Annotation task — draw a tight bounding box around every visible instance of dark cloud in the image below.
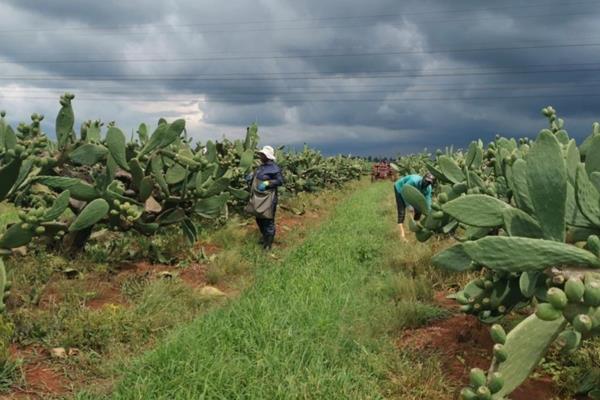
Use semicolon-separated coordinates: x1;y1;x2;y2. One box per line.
1;0;599;156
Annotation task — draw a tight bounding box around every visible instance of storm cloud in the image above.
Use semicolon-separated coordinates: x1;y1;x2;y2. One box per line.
1;0;599;156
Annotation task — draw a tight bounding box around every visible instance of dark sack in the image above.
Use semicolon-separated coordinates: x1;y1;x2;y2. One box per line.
245;174;276;219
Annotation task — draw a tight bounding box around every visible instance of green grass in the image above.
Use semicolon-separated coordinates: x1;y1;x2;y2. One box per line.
0;202;18;234
109;182;453;399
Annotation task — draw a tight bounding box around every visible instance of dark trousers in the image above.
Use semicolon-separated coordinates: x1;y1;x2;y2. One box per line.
256;217;276;238
394;187;421;223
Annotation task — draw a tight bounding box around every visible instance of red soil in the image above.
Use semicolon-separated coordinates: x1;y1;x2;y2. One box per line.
3;201;330;399
397;291;566;399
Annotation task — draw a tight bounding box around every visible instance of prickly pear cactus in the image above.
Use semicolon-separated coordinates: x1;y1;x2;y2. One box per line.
0;94;366;259
402;108;600;399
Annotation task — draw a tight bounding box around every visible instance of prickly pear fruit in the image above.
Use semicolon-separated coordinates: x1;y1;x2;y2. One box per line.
586;235;600;257
573;314;593;333
494;345;508;363
547;287;568;310
557;330;581;354
460;387;477;400
565;277;585;302
490;324;507;344
488;372;504;394
536;303;562;321
584;276;600;307
469;368;486;388
476;385;492;400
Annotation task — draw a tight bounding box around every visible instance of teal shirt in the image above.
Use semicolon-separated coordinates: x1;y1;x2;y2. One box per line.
394;174;432;210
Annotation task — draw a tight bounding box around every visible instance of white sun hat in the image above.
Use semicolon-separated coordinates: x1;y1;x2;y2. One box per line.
258;145;276;161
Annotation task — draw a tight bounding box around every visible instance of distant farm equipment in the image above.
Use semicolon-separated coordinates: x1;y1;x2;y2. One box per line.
370;161;397;182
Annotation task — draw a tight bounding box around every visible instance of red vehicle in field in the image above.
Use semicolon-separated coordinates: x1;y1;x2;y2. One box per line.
370;161;397;182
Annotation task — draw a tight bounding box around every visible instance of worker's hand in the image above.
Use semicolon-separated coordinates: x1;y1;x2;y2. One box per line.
257;180;270;192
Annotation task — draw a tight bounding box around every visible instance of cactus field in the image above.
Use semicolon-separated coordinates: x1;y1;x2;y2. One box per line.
1;97;600;399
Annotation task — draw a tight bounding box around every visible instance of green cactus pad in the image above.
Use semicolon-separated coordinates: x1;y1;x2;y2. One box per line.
0;258;6;312
239;149;255;171
56;99;74;148
35;176;100;202
465;142;482;170
129;159;144;189
576;164;600;228
591;172;600;193
425;161;448;183
42;190;71;221
526;130;567;242
86;122;102;143
134;221;159;235
407;215;420;233
438;155;465;183
156;208;186;225
138;177;155;202
68;198;109;232
462;236;600;272
492;315;566;399
566;140;580;185
106;127;129;171
181;218;198;245
585;136;600;175
69;143;107;166
502;208;543;238
4;125;17;150
519;271;543;298
163;119;185;147
137;123;148;144
202;177;230;198
415;228;433;242
165;162;188;185
244;123;259;151
431;243;472;272
228;187;249;200
0;158;22;201
205;141;218;163
150;156;169;195
401;184;428;215
510;159;534;214
442;195;510;228
0;223;34;249
139;123;167;157
194;193;230;219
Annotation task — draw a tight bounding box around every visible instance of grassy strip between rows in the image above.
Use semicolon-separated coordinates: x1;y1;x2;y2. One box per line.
97;182;448;399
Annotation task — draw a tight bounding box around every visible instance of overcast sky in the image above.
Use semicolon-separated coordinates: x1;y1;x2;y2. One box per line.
0;0;599;156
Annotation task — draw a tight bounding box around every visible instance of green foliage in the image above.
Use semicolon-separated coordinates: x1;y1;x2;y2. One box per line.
405;106;600;399
0;94;366;259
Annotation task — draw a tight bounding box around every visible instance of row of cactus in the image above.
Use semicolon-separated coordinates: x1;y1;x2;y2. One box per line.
391;151;432;176
0;95;366;311
398;107;600;398
275;145;364;194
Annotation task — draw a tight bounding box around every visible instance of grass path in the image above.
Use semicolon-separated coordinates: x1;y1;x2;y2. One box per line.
107;182;450;399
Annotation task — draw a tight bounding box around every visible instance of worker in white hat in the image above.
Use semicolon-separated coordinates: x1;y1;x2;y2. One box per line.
246;145;284;250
